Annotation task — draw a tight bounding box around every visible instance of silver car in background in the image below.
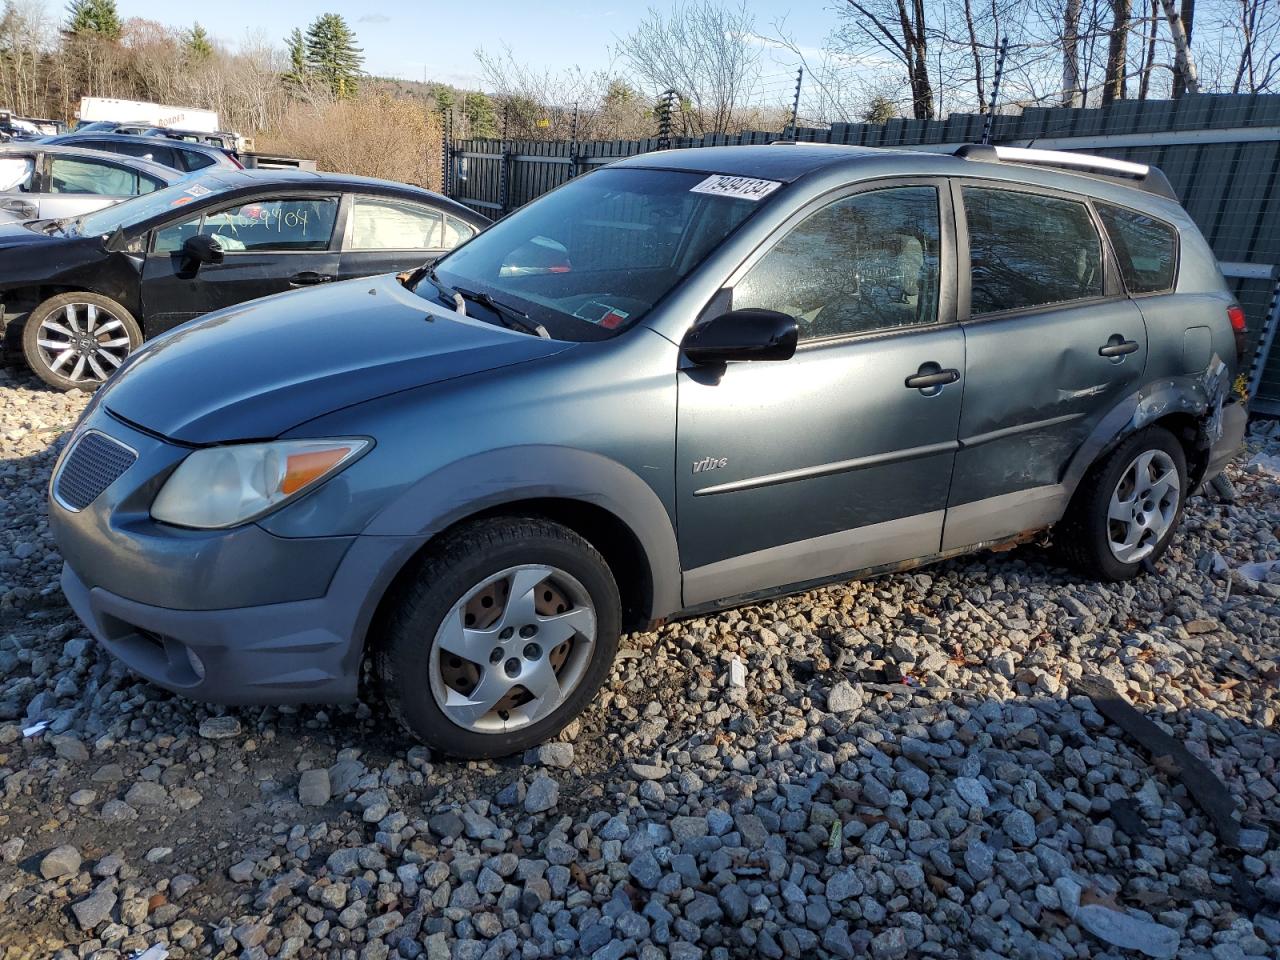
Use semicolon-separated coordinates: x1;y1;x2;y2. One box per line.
0;143;180;223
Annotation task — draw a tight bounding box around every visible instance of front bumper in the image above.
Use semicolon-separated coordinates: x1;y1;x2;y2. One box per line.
1203;396;1248;483
51;409;426;705
60;530;424;705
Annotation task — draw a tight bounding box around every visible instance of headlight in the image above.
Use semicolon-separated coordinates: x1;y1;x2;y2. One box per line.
151;438;369;529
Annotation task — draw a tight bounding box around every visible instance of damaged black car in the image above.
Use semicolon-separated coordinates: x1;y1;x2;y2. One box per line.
0;168;489;390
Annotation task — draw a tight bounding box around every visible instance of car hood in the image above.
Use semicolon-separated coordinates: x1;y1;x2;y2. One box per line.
103;274;575;444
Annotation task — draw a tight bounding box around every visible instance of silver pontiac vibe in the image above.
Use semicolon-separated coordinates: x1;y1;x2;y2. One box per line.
50;143;1247;757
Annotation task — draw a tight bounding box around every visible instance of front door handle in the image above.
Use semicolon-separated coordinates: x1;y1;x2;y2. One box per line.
1099;334;1140;359
289;271;334;286
0;198;36;219
905;362;960;393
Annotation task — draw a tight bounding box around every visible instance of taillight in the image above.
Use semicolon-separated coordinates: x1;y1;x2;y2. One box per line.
1228;304;1247;366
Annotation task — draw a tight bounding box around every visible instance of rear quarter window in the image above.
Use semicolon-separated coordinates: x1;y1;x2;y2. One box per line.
1096;203;1178;294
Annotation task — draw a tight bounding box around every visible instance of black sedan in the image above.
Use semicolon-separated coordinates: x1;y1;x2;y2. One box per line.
0;169;490;389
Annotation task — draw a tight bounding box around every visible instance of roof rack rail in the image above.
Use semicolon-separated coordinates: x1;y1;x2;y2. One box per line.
954;143;1178;201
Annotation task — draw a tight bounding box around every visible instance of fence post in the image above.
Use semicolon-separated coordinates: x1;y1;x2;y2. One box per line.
1247;274;1280;400
440;109;453;197
786;68;803;140
980;36;1009;145
657;89;676;150
569;101;580;179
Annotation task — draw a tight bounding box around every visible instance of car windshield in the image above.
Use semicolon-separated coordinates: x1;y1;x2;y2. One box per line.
73;175;223;236
418;168;767;340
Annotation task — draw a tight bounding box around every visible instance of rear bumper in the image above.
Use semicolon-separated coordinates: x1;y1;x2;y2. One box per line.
1203;397;1248;483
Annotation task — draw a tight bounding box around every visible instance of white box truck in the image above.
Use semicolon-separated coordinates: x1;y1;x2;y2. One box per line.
77;97;220;134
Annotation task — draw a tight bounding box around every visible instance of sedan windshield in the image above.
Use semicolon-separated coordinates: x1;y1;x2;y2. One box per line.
74;175;227;236
419;168;766;340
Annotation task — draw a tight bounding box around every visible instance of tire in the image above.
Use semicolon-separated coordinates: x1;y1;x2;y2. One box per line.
22;292;142;392
1056;426;1188;581
374;517;621;758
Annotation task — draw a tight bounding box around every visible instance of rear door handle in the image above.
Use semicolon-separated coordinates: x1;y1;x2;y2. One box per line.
905;363;960;391
289;272;334;286
1099;335;1139;358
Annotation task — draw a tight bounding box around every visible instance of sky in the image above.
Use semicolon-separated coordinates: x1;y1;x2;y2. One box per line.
116;0;840;90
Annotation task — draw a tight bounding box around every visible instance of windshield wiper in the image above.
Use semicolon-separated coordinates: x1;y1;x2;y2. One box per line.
454;286;550;339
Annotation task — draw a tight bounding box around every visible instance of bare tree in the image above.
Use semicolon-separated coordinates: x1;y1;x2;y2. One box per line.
1170;0;1196;94
1101;0;1133;103
835;0;936;119
614;1;759;134
1062;0;1084;104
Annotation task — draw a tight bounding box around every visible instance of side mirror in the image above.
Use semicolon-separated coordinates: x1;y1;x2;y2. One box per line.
182;233;224;267
682;308;798;365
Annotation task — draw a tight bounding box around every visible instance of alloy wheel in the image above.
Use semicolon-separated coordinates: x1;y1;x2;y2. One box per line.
1106;449;1180;564
428;564;596;733
34;302;132;385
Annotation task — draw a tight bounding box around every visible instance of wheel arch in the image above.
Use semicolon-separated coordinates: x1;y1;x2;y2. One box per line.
1061;376;1221;501
354;446;682;674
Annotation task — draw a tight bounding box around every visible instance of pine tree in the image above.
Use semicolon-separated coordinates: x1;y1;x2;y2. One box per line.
184;22;213;59
64;0;120;41
463;91;495;138
303;13;363;99
282;28;307;88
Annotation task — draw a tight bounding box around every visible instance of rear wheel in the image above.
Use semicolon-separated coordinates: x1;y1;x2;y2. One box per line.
22;292;141;391
375;517;621;758
1056;426;1187;581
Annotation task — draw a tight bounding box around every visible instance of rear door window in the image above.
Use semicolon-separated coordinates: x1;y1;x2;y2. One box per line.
963;187;1103;316
349;197;443;250
1096;203;1178;294
49;156;158;196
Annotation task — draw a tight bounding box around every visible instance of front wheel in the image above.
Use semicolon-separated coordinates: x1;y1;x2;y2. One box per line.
375;517;621;758
22;292;142;391
1056;426;1187;581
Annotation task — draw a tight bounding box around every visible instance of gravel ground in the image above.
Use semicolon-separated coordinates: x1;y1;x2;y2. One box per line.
0;365;1278;960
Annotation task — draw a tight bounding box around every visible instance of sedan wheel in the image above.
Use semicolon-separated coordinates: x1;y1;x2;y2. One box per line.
22;293;142;392
429;564;596;733
1106;449;1180;564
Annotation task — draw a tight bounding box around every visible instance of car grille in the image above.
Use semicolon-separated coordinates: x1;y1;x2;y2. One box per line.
55;431;136;511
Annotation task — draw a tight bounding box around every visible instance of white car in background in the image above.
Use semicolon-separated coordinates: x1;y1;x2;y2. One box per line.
0;143;181;224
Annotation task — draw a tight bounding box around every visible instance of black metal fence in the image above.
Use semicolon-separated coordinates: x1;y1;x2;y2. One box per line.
445;94;1280;412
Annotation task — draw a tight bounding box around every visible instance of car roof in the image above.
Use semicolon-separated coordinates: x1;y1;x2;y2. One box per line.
180;168;491;225
614;142;1183;215
46;131;228;158
0;141;182;181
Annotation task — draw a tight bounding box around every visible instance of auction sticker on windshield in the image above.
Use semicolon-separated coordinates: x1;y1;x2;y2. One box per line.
690;174;782;201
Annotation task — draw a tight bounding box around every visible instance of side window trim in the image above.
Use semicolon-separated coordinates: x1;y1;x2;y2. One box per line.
950;178;1124;323
710;176;958;348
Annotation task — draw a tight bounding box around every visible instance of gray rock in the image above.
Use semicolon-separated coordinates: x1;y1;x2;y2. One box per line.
524;774;559;814
198;715;241;740
534;742;574;768
39;844;81;880
1076;904;1180;959
1003;809;1038;846
71;887;116;930
124;780;167;808
298;768;331;807
953;776;989;809
629;851;662;890
827;680;862;713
